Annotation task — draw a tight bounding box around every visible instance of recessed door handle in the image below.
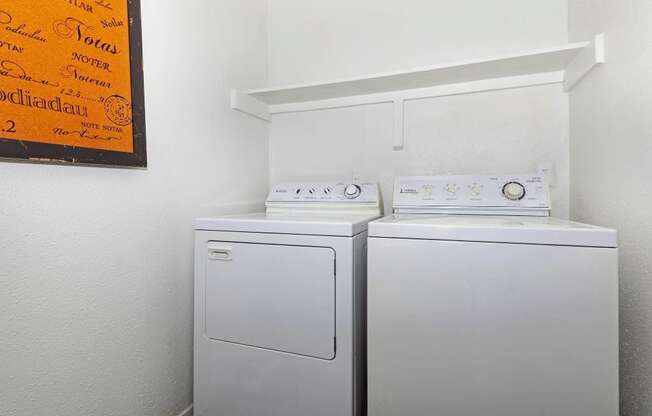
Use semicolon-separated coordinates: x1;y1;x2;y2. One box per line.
208;246;233;261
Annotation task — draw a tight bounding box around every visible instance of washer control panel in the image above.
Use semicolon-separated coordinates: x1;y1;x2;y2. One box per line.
267;182;379;203
394;175;550;215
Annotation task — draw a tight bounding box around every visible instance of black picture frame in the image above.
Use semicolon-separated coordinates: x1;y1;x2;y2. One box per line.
0;0;147;168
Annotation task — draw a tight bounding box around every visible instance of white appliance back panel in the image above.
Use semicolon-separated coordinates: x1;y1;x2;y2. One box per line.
205;241;336;360
394;175;550;215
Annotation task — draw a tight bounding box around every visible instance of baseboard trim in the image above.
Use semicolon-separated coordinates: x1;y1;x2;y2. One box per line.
178;404;193;416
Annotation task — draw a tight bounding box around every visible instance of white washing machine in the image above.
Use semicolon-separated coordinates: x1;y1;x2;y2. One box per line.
194;182;381;416
367;175;618;416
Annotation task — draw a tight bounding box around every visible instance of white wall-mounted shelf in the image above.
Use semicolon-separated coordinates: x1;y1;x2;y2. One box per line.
232;34;605;149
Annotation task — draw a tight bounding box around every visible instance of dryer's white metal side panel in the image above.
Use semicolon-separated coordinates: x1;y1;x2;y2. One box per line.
367;238;618;416
193;233;204;416
194;231;355;416
352;232;368;416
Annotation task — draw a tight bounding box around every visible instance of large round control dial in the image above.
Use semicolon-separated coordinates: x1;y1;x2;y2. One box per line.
344;184;362;199
502;182;526;201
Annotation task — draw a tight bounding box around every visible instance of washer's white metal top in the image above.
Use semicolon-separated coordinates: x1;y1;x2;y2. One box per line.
369;214;617;247
195;212;380;237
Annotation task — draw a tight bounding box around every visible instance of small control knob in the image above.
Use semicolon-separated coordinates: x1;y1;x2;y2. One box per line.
469;183;483;197
344;184;362;199
503;182;526;201
445;184;459;195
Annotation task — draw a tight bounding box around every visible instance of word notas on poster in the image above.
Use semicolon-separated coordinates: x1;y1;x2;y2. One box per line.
0;0;146;167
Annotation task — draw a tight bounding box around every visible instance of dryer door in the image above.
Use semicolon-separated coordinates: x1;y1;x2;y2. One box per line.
204;241;336;360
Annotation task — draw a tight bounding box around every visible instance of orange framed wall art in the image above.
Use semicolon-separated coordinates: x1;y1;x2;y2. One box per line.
0;0;146;167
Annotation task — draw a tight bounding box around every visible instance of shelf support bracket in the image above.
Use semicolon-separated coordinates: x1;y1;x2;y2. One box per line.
564;33;606;91
393;99;405;150
231;89;271;122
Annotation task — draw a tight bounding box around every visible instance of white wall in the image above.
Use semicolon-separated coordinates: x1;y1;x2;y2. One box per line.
569;1;652;415
268;0;570;217
0;1;269;415
268;0;568;86
271;86;570;216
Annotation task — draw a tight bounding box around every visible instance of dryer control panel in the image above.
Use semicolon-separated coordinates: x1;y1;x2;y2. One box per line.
266;181;381;215
394;175;550;216
268;182;379;204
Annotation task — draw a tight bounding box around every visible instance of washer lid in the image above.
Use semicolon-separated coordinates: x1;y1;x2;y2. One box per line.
195;213;381;237
368;215;618;247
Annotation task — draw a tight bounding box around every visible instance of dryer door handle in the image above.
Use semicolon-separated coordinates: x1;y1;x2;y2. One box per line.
208;245;233;261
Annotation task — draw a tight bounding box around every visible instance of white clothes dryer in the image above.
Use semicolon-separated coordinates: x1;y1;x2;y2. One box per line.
194;181;381;416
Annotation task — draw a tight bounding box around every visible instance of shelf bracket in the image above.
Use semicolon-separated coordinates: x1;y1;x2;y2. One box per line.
231;89;271;122
564;33;606;91
393;99;405;150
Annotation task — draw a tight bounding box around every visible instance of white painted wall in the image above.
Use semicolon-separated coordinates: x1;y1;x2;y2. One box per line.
268;0;570;217
569;1;652;414
268;0;569;86
271;86;570;216
0;1;268;415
